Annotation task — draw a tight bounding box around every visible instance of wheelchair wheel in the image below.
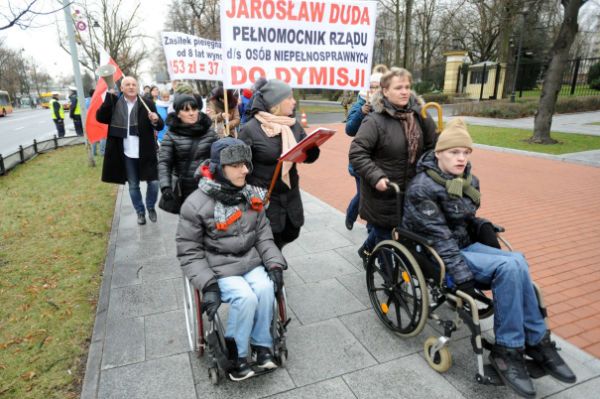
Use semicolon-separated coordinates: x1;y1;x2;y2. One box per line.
366;240;429;337
183;277;204;355
208;367;219;385
424;336;452;373
272;289;289;367
462;288;494;320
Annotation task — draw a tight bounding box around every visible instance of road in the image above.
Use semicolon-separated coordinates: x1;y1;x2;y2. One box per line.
0;108;78;156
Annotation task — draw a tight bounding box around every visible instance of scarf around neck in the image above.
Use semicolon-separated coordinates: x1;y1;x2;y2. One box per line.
383;98;421;164
198;175;267;231
426;169;481;205
109;95;139;138
254;111;297;188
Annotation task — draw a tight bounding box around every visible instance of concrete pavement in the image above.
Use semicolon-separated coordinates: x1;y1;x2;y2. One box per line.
82;179;600;398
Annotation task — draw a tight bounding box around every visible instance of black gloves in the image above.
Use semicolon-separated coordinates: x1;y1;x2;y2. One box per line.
456;280;478;298
161;187;174;201
268;267;284;294
201;284;221;321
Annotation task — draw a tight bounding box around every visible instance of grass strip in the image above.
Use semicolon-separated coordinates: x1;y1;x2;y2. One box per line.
588;122;600;126
468;124;600;154
0;146;116;398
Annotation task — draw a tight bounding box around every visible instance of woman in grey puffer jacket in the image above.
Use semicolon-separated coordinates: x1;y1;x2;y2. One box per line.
177;137;287;382
158;95;217;201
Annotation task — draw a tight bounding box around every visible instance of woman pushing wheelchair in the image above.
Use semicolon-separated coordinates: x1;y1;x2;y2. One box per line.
401;118;576;398
176;137;286;381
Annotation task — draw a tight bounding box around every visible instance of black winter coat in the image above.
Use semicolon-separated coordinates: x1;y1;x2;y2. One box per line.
238;95;320;233
349;92;437;228
158;112;217;199
401;151;480;285
97;93;164;184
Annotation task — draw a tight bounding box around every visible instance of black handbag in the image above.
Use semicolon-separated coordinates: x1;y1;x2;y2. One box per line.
158;138;200;214
158;178;183;214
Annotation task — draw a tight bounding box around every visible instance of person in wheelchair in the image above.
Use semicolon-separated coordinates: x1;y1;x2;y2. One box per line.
176;137;286;381
401;118;575;398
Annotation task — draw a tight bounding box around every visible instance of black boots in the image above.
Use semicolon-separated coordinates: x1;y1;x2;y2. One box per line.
137;213;146;225
489;345;536;398
526;331;576;384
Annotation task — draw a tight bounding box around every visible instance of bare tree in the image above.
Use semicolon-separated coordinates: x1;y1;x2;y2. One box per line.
0;0;66;30
378;1;405;67
59;0;145;76
531;0;589;144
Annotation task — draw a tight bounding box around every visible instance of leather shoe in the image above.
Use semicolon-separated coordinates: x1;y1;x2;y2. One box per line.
489;345;535;398
345;218;354;230
526;331;576;383
137;213;146;225
148;209;157;223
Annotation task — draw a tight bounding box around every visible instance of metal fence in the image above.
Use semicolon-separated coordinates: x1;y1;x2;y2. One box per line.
455;57;600;100
412;64;446;93
0;136;85;176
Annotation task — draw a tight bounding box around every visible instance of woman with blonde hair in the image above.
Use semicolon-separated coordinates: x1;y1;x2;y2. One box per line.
349;68;437;266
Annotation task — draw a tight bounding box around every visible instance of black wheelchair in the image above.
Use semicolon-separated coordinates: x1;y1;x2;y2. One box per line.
365;183;549;385
183;276;290;384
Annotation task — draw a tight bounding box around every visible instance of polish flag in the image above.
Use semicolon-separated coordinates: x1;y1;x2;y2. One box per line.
85;49;123;143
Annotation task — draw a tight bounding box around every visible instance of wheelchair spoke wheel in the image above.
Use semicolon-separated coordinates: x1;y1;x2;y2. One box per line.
183;277;203;354
366;240;429;337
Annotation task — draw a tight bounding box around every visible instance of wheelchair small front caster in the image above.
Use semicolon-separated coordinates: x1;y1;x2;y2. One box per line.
424;336;452;372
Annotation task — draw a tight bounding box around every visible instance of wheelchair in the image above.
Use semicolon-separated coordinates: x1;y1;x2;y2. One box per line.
365;183;549;385
182;276;290;384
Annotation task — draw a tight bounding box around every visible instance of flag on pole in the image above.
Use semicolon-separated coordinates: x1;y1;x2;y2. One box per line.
86;49;123;144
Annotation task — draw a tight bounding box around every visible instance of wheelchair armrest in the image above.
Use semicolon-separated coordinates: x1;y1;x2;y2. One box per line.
394;227;434;247
492;224;505;233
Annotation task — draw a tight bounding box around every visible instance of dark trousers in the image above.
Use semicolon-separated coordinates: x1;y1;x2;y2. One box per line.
273;217;301;250
72;115;83;136
53;119;65;137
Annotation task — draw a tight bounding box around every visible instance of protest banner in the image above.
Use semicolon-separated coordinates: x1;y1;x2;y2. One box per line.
161;31;223;81
220;0;377;90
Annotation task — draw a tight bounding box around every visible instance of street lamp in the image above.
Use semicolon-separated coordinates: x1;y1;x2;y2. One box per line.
510;10;529;103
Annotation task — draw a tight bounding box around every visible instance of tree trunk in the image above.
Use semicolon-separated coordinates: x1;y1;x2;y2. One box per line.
403;0;414;69
395;1;401;67
531;0;584;144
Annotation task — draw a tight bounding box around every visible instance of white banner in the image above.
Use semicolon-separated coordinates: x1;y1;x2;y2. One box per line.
161;32;223;81
220;0;377;90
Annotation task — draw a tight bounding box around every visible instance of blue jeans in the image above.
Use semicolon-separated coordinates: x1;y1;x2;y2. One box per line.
217;266;274;358
124;156;159;215
461;243;547;348
346;173;360;225
92;139;106;156
363;225;392;252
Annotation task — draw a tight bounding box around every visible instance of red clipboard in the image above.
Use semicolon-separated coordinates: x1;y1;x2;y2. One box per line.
279;127;336;162
265;127;336;204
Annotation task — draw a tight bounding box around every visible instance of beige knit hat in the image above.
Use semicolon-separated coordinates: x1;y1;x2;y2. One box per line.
435;117;473;152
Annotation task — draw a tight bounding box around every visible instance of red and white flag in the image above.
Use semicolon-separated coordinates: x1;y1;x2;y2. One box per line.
86;49;123;144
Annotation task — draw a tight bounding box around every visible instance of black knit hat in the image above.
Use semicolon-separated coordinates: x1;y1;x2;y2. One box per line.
173;94;198;113
209;137;253;176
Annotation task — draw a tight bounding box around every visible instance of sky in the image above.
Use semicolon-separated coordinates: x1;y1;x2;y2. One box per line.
0;0;170;86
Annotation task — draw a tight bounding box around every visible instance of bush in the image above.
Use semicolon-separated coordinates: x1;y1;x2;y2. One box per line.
590;78;600;91
420;92;450;104
587;62;600;86
453;95;600;119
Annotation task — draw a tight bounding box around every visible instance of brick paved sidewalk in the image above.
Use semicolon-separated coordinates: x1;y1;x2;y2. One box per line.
299;123;600;358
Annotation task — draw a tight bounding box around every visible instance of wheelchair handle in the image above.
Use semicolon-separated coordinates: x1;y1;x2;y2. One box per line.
387;182;403;223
